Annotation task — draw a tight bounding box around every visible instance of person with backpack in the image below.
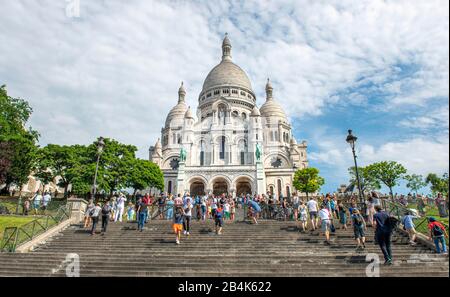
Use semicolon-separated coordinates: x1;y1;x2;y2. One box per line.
84;200;95;228
318;204;332;245
298;201;308;232
101;201;112;235
173;207;184;244
214;204;224;235
338;202;348;230
351;209;367;250
402;211;420;245
427;217;448;254
373;205;395;265
89;203;102;235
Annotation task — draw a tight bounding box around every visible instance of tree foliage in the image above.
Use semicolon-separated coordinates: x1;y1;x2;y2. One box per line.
365;161;407;198
0;85;39;191
425;173;449;196
127;158;164;194
293;167;325;198
348;166;381;193
404;174;427;195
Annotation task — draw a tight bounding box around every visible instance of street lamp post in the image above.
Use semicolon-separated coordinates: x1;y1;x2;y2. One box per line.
91;137;105;201
346;130;364;204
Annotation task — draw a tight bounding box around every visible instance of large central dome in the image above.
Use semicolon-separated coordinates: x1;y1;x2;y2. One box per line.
202;60;253;92
201;34;253;94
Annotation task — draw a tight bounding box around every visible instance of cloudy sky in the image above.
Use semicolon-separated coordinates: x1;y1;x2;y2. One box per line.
1;0;448;194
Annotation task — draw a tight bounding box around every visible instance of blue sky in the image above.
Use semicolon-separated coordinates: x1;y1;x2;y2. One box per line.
0;0;448;195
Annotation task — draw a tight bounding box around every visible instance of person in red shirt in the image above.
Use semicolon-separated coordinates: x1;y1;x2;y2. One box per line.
427;217;448;254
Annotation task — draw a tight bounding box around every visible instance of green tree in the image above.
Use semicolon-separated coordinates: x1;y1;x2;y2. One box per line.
348;166;381;194
35;144;90;197
89;138;137;196
365;161;407;198
293;167;325;199
425;173;449;196
0;85;39;193
404;174;427;195
127;159;164;197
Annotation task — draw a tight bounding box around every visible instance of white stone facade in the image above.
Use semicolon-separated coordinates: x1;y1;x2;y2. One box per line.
149;35;308;198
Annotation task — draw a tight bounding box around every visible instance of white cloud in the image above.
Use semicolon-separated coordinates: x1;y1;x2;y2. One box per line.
0;0;448;164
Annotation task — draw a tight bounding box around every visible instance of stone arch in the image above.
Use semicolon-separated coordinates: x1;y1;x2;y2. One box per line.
162;153;181;169
188;176;207;197
209;175;232;196
264;153;291;168
232;175;254;196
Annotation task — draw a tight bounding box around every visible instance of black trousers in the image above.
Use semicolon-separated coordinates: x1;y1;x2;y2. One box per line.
91;216;99;234
376;231;393;262
101;215;109;232
183;216;191;232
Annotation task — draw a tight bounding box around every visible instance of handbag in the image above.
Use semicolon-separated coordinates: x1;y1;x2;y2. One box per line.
330;220;336;233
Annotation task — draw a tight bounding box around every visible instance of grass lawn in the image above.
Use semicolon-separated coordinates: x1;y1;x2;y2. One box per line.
408;204;449;225
0;216;36;240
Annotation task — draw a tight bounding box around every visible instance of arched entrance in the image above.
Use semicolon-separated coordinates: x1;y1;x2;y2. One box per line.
235;176;253;196
212;178;229;196
190;181;205;197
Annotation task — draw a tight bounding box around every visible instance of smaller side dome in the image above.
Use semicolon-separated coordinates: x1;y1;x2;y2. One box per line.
184;107;194;119
250;106;261;117
290;137;297;145
155;138;162;149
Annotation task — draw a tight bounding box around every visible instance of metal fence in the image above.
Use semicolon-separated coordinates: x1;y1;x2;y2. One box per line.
0;203;71;252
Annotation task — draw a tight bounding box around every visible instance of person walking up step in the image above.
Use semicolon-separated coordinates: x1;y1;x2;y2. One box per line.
183;200;193;236
173;207;184;244
427;217;448;254
318;204;332;245
215;204;224;235
402;210;420;245
84;199;94;228
101;201;112;235
307;197;318;231
338;202;348;230
126;202;135;222
298;201;308;232
137;197;148;232
90;203;102;235
351;209;366;250
373;205;395;265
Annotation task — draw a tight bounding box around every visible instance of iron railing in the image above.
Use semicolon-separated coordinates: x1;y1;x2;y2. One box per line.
0;204;71;252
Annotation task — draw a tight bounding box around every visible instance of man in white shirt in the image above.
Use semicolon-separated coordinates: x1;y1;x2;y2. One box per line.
183;200;193;235
114;194;127;222
318;204;332;245
42;192;52;214
306;197;319;230
33;192;42;215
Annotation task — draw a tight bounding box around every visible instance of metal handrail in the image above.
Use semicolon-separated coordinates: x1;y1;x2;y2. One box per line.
0;204;71;252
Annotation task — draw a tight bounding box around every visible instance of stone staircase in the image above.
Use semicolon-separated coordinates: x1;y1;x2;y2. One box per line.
0;219;448;277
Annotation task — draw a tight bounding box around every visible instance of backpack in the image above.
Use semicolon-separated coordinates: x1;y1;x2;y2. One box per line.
353;214;363;226
101;206;110;215
387;216;400;230
89;208;96;217
432;223;444;237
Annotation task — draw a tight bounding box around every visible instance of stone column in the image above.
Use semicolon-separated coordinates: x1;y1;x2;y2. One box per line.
177;161;186;195
255;161;266;195
67;198;88;223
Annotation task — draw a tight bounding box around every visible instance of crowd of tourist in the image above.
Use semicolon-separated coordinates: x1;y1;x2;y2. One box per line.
22;191;53;215
81;190;448;259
